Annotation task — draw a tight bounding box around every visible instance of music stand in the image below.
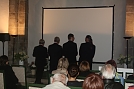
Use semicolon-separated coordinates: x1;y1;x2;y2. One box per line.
124;37;132;68
11;35;18;64
0;33;10;55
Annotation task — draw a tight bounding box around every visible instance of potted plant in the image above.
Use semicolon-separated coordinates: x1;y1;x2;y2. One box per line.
14;51;29;65
117;54;133;68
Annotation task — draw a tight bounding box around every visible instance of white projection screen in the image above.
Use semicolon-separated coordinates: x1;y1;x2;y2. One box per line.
43;7;114;63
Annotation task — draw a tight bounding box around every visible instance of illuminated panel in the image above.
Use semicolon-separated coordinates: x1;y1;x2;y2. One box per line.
0;0;9;33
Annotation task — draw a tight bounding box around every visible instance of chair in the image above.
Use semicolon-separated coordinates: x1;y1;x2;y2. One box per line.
117;72;123;77
69;86;82;89
126;73;133;79
125;79;134;89
28;83;46;89
89;70;100;74
0;70;5;89
12;65;27;89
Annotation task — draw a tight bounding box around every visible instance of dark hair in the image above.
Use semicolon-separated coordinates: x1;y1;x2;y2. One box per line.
68;33;74;40
83;73;104;89
54;37;60;43
39;39;45;44
67;64;79;78
105;59;117;69
86;35;93;45
0;55;8;66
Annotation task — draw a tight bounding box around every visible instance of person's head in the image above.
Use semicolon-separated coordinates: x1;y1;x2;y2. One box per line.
67;64;79;78
54;37;60;44
68;33;74;41
101;64;116;79
57;58;69;70
0;55;9;66
105;59;117;70
85;35;93;44
79;61;90;72
39;39;45;45
52;73;68;85
83;73;104;89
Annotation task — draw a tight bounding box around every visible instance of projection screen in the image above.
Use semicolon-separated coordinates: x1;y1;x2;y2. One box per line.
43;7;114;62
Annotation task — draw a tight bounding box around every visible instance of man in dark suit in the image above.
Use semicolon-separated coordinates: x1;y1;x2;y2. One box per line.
48;37;62;73
33;39;48;84
79;35;95;70
63;33;78;64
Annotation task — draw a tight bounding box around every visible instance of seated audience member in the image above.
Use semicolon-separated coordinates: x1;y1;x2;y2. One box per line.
79;61;91;77
0;55;19;89
52;57;69;75
83;73;104;89
67;64;83;87
106;59;124;86
101;64;124;89
42;73;70;89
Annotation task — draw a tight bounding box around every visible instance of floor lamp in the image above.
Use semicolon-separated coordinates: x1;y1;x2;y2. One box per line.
124;37;132;68
0;33;10;55
11;35;18;64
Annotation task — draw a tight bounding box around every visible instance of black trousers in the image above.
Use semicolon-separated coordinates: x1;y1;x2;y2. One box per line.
35;66;44;84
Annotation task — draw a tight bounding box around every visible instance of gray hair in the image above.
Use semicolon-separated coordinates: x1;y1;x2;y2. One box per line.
52;73;68;85
101;64;116;79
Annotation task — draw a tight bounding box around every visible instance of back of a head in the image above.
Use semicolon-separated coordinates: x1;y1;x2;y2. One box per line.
79;61;90;72
53;73;68;85
105;59;117;69
0;55;8;66
39;39;45;45
68;33;74;40
83;73;104;89
101;64;116;79
57;58;69;69
85;35;93;44
68;64;79;78
54;37;60;43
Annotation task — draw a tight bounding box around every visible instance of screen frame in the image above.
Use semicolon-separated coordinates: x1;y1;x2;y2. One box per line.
42;6;115;63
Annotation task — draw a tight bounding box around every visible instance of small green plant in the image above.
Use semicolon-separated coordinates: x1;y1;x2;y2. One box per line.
14;51;29;61
117;54;133;65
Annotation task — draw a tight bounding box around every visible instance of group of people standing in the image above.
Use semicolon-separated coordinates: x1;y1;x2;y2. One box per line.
33;33;96;84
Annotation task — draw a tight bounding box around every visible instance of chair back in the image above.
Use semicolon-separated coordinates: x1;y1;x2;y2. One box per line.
126;73;133;79
12;65;27;88
69;86;82;89
125;79;134;89
0;70;5;89
28;83;46;89
89;70;100;74
117;72;123;77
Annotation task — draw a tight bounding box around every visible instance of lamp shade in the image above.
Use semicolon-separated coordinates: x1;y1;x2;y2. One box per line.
0;33;10;41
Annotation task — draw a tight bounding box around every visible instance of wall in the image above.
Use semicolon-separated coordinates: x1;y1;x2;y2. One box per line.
28;0;126;68
0;0;9;56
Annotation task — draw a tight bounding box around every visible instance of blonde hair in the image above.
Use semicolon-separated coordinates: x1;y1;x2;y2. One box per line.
79;61;90;71
57;58;69;69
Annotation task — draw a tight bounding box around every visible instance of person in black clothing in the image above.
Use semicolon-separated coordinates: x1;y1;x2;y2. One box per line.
79;61;91;77
79;35;95;70
48;37;62;73
67;64;83;87
0;55;18;89
63;33;78;64
33;39;48;84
